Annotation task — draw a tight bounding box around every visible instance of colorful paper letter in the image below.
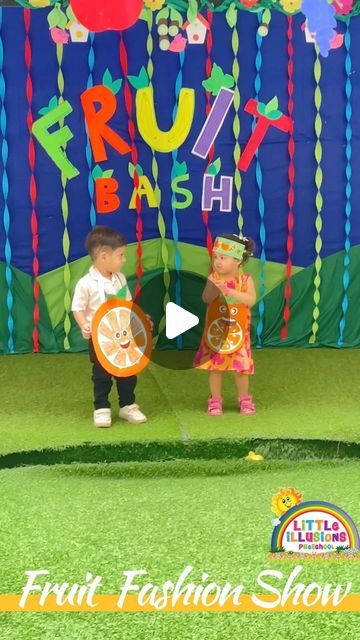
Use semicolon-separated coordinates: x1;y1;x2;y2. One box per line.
95;177;120;213
202;173;233;212
81;85;131;163
129;176;157;208
32;101;79;179
136;87;195;153
192;88;234;159
239;99;293;172
171;175;193;209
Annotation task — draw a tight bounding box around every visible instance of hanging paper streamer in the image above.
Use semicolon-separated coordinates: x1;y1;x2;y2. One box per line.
120;32;143;299
146;9;170;339
24;9;40;353
254;15;266;349
86;32;96;229
171;49;185;349
281;16;295;341
56;43;72;350
230;6;243;233
338;20;352;347
0;9;14;354
202;9;214;258
309;46;323;345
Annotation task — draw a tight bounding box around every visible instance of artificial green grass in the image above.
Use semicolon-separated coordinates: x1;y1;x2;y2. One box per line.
0;349;359;456
0;460;358;638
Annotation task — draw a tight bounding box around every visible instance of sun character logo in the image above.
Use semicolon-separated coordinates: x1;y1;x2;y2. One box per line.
271;487;303;517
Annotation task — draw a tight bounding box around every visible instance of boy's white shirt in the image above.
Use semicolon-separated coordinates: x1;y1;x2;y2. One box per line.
71;266;132;323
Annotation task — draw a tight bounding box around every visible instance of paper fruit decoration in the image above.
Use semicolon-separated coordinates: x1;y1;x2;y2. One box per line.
92;299;152;377
205;299;247;355
69;0;143;33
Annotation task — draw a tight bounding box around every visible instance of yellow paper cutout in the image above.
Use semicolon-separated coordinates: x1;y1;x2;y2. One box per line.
136;87;195;153
129;176;157;208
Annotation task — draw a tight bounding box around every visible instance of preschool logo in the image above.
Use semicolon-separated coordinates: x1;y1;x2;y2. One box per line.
270;488;360;556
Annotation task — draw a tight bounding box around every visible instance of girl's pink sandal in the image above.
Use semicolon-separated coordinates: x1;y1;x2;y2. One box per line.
207;396;223;416
239;394;256;415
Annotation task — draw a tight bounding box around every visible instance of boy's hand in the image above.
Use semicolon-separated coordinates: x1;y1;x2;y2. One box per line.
81;322;91;340
145;314;154;332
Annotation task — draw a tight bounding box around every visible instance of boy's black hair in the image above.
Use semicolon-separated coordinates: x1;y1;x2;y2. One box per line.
85;226;127;258
221;233;255;265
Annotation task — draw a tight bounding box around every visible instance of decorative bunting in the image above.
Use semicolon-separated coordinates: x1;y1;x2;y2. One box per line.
338;19;352;346
24;8;40;353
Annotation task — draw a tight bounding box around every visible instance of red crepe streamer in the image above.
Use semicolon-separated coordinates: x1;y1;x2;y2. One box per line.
119;34;142;299
202;9;214;258
281;16;295;341
24;9;40;352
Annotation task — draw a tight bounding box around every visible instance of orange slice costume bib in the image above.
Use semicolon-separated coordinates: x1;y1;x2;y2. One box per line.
194;273;254;374
92;298;152;378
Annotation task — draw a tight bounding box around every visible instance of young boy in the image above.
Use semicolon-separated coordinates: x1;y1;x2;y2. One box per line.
72;226;148;428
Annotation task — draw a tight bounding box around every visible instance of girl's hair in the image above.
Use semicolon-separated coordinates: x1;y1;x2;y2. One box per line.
221;233;255;265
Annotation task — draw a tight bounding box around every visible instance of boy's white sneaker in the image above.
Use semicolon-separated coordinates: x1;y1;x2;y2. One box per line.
93;408;112;428
119;404;147;424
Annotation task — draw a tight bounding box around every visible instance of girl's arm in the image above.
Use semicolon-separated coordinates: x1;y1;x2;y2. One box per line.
202;275;219;304
219;276;256;308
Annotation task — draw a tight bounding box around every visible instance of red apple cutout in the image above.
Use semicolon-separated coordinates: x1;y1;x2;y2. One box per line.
69;0;144;33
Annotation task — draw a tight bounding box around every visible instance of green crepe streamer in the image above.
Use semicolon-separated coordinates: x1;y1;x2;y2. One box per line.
146;10;170;343
56;43;71;351
309;46;323;345
231;9;243;233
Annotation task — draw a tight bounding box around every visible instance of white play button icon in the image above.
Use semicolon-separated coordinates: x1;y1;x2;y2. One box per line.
165;302;199;340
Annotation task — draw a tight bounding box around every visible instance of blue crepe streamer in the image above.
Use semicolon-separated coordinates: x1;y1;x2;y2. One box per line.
86;32;96;229
338;20;352;347
254;15;266;348
0;9;14;353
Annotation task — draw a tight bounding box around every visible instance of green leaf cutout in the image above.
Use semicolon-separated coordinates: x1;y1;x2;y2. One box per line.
128;66;149;90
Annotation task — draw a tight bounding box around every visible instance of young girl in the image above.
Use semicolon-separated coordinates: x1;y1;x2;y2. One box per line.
194;233;256;416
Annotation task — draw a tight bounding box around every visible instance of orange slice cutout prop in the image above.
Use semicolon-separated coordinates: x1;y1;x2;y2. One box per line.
205;299;247;355
92;299;152;377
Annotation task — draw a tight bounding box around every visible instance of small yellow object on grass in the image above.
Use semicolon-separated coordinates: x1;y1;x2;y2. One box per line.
245;450;264;462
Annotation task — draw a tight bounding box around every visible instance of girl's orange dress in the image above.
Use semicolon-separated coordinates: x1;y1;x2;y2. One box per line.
194;272;254;374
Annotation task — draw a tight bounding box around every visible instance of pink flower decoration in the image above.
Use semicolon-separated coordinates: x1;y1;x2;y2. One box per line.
50;27;70;44
227;280;236;289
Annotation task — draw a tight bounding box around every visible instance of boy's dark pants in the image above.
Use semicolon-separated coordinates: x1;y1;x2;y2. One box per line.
89;340;137;410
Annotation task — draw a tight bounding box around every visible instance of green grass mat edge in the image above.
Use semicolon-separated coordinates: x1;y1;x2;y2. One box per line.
0;436;359;470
